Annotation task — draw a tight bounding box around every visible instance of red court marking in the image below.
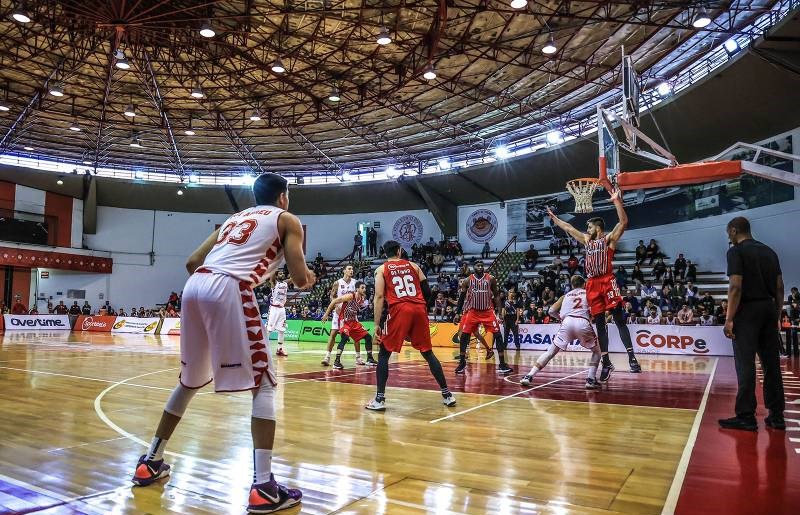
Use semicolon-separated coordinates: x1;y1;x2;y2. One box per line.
286;361;709;410
675;357;800;515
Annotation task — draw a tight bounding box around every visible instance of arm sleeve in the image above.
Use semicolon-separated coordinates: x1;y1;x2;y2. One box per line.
457;290;467;314
726;246;743;277
420;279;433;305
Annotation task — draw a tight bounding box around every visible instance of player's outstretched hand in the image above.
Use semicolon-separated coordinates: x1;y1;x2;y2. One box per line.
609;188;623;203
301;268;316;290
321;314;328;323
545;206;558;221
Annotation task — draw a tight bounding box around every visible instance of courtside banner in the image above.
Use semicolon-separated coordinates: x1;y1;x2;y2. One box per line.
159;318;181;335
298;320;375;342
3;315;70;331
75;315;117;332
268;320;302;341
111;317;160;334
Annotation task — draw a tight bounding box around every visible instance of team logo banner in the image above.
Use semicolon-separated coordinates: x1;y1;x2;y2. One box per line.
159;318;181;335
392;215;424;247
75;315;117;332
3;315;70;331
111;317;161;334
466;209;498;243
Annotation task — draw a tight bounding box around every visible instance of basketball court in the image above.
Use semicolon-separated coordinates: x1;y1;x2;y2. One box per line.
1;333;798;514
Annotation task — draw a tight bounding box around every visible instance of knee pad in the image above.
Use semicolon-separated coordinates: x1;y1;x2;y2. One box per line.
164;384;198;417
251;382;276;421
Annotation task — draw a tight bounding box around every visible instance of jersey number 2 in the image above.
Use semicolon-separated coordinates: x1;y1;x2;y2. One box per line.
392;275;417;298
572;297;583;309
217;219;258;246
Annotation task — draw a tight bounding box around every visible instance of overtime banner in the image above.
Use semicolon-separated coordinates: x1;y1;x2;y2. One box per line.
3;315;71;331
111;317;160;334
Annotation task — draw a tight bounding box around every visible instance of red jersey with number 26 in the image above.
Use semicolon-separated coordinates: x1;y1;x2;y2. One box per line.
383;259;426;307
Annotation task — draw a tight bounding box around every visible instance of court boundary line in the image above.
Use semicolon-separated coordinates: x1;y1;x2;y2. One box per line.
429;370;586;424
0;365;192;393
660;357;718;515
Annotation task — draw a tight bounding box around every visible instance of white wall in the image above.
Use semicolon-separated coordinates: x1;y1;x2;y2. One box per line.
34;269;110;312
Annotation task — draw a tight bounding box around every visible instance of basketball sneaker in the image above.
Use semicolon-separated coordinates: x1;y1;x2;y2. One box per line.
276;348;287;357
321;354;330;366
355;356;366;366
599;362;615;383
131;455;170;486
333;358;343;370
497;363;513;375
520;374;534;387
365;356;378;367
442;394;457;407
365;398;386;411
247;473;302;514
765;413;786;430
585;378;601;390
485;348;494;360
454;359;467;375
629;358;642;373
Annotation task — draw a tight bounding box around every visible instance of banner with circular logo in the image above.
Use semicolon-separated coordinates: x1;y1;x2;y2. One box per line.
465;209;498;243
392;215;424;247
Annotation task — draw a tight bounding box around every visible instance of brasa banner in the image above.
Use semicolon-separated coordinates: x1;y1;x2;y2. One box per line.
3;315;71;331
111;317;160;334
75;315;116;332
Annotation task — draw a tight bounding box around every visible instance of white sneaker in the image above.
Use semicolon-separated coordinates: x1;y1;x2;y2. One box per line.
355;357;366;366
520;375;533;387
321;354;331;366
442;394;456;407
365;399;386;411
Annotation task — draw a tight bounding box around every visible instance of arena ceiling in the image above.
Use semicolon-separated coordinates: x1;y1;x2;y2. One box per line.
0;0;785;182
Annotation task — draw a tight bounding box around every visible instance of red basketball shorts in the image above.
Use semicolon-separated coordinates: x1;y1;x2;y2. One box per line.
460;309;501;334
381;302;432;353
585;273;622;317
340;319;369;343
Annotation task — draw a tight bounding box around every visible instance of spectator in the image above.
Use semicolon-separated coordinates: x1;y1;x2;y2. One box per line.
566;254;579;275
533;307;550;324
540;287;555;306
664;311;679;325
549;236;559;256
615;265;628;289
635;240;647;265
481;241;491;260
782;310;798;357
167;291;179;306
432;251;444;273
523;301;537;323
631;264;645;286
646;310;662;324
82;301;92;315
557;274;570;296
11;295;27;315
28;305;38;315
645;239;661;265
524;245;539;270
46;300;53;314
552;255;563;272
352;231;363;259
640;281;658;300
686;260;698;282
788;286;800;305
642;299;661;320
622;301;638;323
130;308;138;317
677;304;695;326
699;309;716;326
68;301;81;316
443;305;456;323
653;258;667;282
506;264;524;290
432;293;447;321
118;307;127;317
139;306;146;316
314;252;324;267
699;291;715;314
715;300;728;324
54;301;68;315
674;253;687;279
661;266;675;288
623;288;640;314
659;288;675;313
685;281;699;307
367;227;378;257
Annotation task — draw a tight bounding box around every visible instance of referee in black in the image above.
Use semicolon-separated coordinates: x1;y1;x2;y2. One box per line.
721;216;785;431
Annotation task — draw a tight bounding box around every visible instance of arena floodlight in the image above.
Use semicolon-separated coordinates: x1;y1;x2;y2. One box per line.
541;35;557;55
114;49;130;70
656;82;672;97
135;170;146;179
249;109;261;121
56;176;64;185
328;88;341;102
376;26;392;46
692;7;711;28
724;39;739;55
189;173;199;183
241;174;255;186
68;119;81;132
124;104;136;117
200;21;215;38
49;82;64;97
510;0;527;9
438;158;451;170
24;146;34;151
494;145;510;159
386;166;402;178
546;131;564;145
271;58;286;74
177;188;184;196
422;64;437;81
190;84;204;99
12;9;31;23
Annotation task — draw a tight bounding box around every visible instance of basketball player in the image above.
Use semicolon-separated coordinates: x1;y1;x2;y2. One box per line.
546;189;642;381
366;240;456;411
321;264;364;366
520;275;602;389
455;261;512;375
131;173;315;514
321;281;377;368
267;270;291;357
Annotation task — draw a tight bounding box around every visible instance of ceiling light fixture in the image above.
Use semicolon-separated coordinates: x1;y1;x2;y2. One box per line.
124;104;136;117
49;82;64;97
546;131;564;145
24;146;33;151
189;173;199;183
437;158;451;170
376;26;392;45
134;170;145;179
114;49;130;70
495;145;510;159
56;176;64;185
656;82;672;97
724;38;740;55
241;174;255;186
68;119;81;132
190;84;204;99
11;8;31;23
510;0;528;9
386;166;402;178
692;7;711;28
130;133;143;148
177;188;184;196
271;57;286;74
541;34;557;55
0;103;9;112
184;128;196;136
422;64;437;81
199;20;215;38
328;87;341;102
249;109;261;121
341;171;353;181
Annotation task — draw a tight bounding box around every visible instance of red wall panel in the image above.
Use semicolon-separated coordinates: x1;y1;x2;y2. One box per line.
44;191;73;247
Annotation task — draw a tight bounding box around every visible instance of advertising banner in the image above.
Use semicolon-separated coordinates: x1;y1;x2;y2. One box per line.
297;320;375;342
159;318;181;336
3;314;71;331
111;317;161;334
267;320;302;341
75;315;117;332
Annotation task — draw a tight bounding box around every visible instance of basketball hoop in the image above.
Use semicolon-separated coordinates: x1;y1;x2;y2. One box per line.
566;178;601;213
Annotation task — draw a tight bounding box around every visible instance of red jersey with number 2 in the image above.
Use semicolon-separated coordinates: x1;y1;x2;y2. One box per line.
383;259;426;306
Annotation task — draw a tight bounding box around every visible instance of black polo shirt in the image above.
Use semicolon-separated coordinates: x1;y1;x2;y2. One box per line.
726;239;781;303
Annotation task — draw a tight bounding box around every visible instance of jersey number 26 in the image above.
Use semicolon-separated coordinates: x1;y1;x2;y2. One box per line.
392;275;417;298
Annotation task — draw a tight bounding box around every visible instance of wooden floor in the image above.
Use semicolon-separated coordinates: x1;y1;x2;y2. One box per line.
0;331;794;514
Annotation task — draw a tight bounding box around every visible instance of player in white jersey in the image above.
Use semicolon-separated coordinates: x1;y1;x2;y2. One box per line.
321;265;365;366
131;173;315;514
267;270;291;357
520;275;602;390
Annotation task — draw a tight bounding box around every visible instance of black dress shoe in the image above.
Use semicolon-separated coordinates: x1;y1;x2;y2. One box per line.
765;414;786;430
718;416;758;431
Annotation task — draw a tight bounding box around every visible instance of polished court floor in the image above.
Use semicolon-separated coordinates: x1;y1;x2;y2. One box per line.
0;332;797;514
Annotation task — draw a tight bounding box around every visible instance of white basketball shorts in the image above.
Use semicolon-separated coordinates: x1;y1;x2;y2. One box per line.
266;306;287;333
179;271;277;392
331;309;343;331
553;316;598;351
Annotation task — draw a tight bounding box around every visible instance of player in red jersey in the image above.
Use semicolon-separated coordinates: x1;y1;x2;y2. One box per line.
321;281;377;368
547;189;641;381
366;240;456;411
454;261;512;375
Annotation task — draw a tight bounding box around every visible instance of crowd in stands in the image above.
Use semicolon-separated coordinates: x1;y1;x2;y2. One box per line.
0;291;184;319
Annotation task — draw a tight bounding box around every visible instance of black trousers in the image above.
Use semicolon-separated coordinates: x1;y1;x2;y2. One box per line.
503;318;520;349
732;299;785;419
784;328;798;356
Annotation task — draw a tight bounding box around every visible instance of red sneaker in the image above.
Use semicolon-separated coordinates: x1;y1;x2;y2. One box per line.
131;455;170;486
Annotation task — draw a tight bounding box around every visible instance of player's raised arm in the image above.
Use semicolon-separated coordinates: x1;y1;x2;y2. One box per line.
606;189;629;244
373;265;386;331
548;295;565;320
546;207;587;244
322;293;354;322
186;228;221;274
279;212;315;289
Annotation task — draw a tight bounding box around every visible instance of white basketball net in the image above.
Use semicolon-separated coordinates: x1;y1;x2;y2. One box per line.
566;178;600;213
